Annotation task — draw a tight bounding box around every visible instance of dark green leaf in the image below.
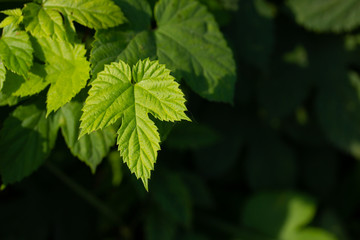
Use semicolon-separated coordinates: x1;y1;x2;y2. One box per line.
0;103;60;183
60;101;116;173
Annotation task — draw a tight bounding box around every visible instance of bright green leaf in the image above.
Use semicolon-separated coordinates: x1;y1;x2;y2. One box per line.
80;59;190;189
35;37;90;115
1;9;22;17
60;101;116;172
288;0;360;32
0;104;60;184
23;3;68;40
43;0;126;29
0;25;33;75
0;9;23;28
155;0;236;103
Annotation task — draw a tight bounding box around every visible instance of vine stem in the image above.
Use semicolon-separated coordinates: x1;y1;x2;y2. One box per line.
46;162;119;223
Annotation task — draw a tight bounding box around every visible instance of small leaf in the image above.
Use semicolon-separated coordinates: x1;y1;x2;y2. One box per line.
288;0;360;32
0;25;33;75
1;9;22;17
0;104;60;184
44;0;126;29
0;9;23;28
155;0;236;103
60;101;116;172
35;37;90;115
80;59;190;189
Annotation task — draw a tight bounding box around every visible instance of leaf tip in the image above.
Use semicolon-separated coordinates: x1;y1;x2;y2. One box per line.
183;114;192;122
78;128;87;140
141;177;149;192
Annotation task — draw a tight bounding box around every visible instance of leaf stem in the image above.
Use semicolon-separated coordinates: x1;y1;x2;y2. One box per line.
46;162;119;223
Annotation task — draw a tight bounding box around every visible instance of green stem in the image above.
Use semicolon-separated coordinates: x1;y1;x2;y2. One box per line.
46;162;119;223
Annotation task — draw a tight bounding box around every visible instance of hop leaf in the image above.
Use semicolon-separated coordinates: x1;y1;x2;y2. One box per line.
0;8;23;28
60;101;116;173
35;37;90;115
155;0;236;103
43;0;126;29
0;104;60;184
23;3;68;39
0;25;33;76
80;59;190;190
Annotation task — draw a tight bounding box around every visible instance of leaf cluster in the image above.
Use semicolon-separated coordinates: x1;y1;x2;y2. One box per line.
2;0;360;240
0;0;236;189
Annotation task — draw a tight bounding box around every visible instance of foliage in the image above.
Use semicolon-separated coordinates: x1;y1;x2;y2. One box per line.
1;0;360;239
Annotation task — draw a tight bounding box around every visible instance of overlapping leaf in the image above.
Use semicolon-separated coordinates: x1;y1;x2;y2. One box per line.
43;0;126;29
90;0;154;76
80;59;190;189
60;101;116;172
1;63;49;97
13;64;49;97
23;3;68;39
35;37;90;115
91;0;236;103
0;25;33;75
114;0;152;31
155;0;236;103
90;29;134;77
288;0;360;32
0;104;60;184
0;8;23;28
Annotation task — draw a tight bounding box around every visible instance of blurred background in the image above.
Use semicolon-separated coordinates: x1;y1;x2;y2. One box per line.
1;0;360;239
